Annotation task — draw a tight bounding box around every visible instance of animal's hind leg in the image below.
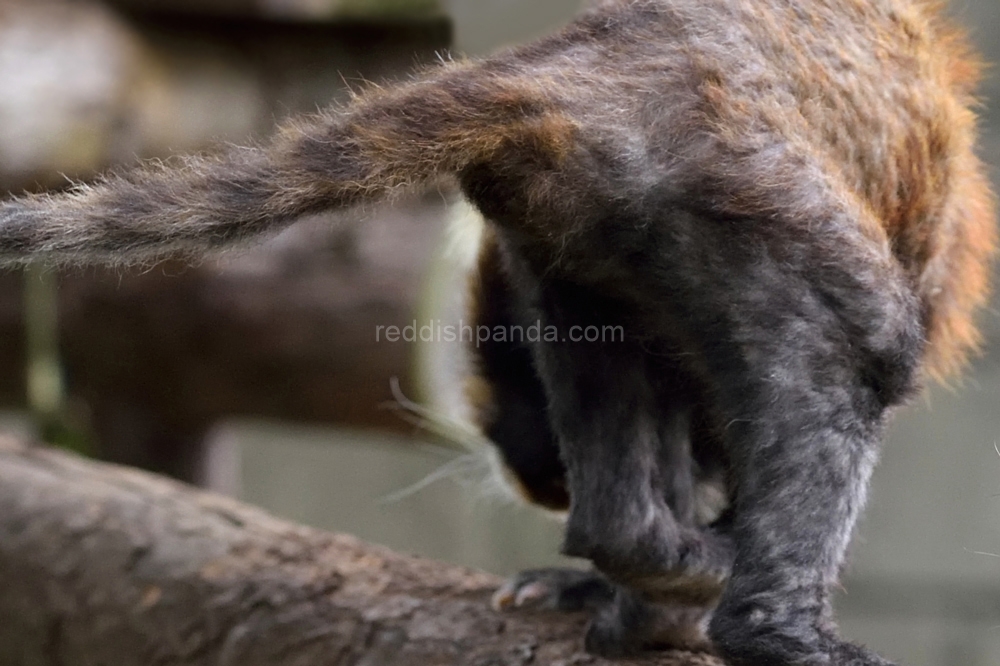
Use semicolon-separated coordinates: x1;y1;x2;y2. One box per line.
467;236;617;619
471;241;725;655
525;278;735;610
631;205;924;665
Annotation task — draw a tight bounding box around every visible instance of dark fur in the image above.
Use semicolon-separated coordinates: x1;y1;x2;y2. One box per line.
0;1;994;663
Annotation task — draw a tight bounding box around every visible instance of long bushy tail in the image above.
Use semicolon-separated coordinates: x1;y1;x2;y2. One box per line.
0;61;575;267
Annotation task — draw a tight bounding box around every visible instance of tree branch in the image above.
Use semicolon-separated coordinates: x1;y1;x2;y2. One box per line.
0;436;723;666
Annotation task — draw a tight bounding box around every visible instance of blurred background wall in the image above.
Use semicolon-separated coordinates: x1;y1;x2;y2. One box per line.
0;1;998;665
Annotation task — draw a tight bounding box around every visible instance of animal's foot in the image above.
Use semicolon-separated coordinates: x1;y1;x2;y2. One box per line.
562;516;734;607
493;569;715;658
584;586;714;658
491;567;614;612
710;606;895;666
825;639;896;665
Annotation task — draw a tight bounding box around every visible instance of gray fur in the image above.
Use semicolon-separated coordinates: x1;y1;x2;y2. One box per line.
0;1;994;664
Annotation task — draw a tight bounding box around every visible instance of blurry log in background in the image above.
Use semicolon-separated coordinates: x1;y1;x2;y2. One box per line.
0;0;454;479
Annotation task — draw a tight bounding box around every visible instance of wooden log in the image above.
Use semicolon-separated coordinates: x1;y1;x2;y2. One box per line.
0;435;723;666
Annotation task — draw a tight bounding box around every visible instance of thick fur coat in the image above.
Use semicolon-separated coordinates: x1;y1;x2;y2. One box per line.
0;1;994;664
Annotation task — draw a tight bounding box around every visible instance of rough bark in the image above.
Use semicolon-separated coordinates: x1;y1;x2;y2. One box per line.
0;436;722;666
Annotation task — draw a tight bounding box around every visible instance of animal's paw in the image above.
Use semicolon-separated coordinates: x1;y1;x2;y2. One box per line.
585;586;714;658
710;610;895;666
826;639;897;666
491;567;614;612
